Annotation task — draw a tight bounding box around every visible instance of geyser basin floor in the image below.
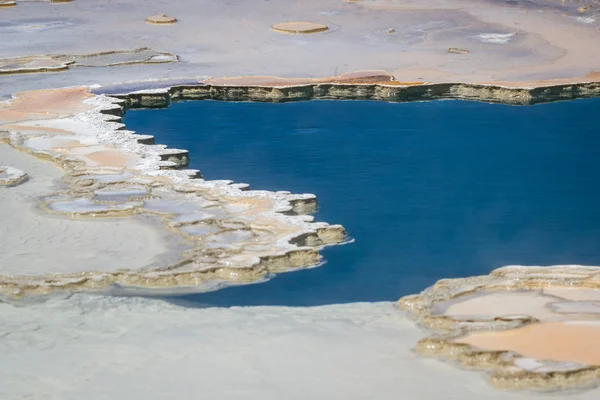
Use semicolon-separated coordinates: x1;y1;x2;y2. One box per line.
1;0;599;98
124;98;600;306
2;294;599;400
0;143;177;276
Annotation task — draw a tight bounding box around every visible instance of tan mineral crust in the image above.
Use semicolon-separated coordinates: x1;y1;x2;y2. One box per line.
1;0;600;398
145;14;177;24
271;22;329;34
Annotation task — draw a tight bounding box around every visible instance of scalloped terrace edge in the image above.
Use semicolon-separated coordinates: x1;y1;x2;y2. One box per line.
0;84;349;299
3;71;600;391
93;70;600;107
2;69;598;296
398;265;600;391
103;70;600;392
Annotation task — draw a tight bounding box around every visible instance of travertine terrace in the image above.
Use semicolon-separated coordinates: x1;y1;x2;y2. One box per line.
0;86;346;298
2;0;600;397
399;266;600;390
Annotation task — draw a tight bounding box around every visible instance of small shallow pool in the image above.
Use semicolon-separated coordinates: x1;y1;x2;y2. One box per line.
124;98;600;306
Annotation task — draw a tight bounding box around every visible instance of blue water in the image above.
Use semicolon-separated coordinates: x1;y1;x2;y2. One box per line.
124;99;600;306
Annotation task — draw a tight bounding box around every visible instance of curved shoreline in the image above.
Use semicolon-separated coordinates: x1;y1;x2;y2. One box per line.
0;85;347;299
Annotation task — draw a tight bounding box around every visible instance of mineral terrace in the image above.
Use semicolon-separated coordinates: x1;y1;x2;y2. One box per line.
1;0;600;397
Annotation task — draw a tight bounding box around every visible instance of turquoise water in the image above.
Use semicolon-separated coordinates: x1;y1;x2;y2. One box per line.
124;99;600;306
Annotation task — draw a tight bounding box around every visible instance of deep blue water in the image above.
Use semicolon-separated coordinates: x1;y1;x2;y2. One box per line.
124;99;600;306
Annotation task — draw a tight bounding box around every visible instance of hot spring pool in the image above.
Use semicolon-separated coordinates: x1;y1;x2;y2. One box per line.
124;98;600;306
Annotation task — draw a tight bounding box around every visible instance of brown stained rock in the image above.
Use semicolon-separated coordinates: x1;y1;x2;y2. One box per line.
145;14;177;24
271;22;329;35
326;70;396;84
0;0;16;7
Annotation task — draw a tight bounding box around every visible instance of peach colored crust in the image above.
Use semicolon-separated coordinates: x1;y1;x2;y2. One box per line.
7;87;93;115
1;124;75;136
456;322;600;366
205;70;428;87
0;87;93;124
85;151;137;168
